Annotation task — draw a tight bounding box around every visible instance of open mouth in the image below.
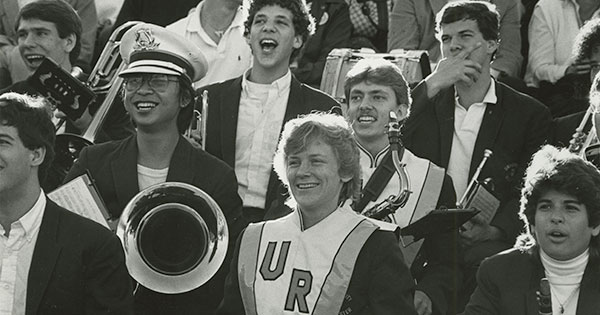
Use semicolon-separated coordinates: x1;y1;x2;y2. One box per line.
259;39;278;53
135;101;158;111
547;230;568;241
23;54;45;67
296;183;318;190
357;115;376;123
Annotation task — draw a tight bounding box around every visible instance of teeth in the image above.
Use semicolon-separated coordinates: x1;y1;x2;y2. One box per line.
358;116;375;122
136;102;157;110
297;183;317;189
25;55;44;62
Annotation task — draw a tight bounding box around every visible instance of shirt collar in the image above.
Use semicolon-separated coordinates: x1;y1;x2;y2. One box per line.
187;2;246;34
17;189;46;242
454;77;497;108
356;140;389;166
241;68;292;96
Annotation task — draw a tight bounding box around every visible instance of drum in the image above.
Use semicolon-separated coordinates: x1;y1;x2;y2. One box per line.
320;48;431;105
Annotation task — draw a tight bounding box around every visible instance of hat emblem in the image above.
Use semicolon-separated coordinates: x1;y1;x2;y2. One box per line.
133;28;160;51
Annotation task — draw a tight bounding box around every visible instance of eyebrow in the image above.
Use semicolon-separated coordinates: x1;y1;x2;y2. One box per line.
350;88;390;95
0;133;15;141
17;26;52;33
537;199;582;205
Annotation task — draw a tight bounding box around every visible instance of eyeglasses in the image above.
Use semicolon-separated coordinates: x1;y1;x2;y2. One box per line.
123;74;180;92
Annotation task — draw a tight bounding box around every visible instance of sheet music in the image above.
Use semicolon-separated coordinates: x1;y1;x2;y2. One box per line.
463;184;500;229
48;174;110;229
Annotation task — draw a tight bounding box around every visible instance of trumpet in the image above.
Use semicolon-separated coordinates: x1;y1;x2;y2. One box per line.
185;90;208;150
362;111;412;220
568;104;596;155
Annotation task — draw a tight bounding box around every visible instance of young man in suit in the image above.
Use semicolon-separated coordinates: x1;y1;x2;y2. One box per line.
401;1;552;311
199;0;341;223
64;23;245;314
0;92;133;314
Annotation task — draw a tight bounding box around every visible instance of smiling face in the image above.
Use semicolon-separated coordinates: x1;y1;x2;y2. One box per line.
533;189;600;260
247;5;303;74
123;74;187;134
0;123;44;198
346;81;406;147
17;18;74;71
286;139;352;215
439;19;496;71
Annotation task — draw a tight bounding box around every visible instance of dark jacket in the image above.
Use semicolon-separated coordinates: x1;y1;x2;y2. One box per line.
462;247;600;314
199;74;341;216
27;199;133;314
64;135;244;314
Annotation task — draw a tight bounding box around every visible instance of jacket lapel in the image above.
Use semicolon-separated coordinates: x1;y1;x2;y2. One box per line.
221;77;243;167
167;136;196;183
577;261;600;313
111;137;140;215
435;88;455;168
469;81;504;178
26;200;62;314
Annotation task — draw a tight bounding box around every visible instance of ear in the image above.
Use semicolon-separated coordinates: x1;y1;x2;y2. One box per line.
592;224;600;237
30;147;46;167
62;33;76;53
396;104;409;120
292;35;303;50
180;89;192;108
340;174;353;183
485;39;499;55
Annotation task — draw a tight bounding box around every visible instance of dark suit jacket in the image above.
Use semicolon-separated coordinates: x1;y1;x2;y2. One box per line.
403;80;552;243
64;135;244;314
462;248;600;314
199;74;341;215
28;199;133;314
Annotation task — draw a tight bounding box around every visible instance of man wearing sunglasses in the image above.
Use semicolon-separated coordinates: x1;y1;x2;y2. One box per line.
63;23;245;314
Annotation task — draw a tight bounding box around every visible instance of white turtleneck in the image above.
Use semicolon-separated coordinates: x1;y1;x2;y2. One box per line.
540;248;589;315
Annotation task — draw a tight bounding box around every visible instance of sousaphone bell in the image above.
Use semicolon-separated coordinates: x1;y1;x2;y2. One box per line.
117;182;228;294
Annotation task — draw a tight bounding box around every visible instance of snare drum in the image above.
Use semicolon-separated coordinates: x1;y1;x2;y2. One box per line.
320;48;431;104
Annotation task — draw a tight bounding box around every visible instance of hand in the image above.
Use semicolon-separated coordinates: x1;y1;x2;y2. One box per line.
55;108;93;132
459;214;503;247
565;59;594;76
425;42;483;98
414;290;433;315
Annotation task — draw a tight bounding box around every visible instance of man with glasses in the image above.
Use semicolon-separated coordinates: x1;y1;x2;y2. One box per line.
63;23;245;314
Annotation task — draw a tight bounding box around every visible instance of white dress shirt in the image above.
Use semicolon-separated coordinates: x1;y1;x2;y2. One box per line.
167;1;253;88
235;70;290;208
447;79;497;200
0;189;45;315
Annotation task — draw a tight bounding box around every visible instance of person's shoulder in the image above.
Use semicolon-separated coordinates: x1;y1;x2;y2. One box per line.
83;136;132;155
47;200;115;240
189;144;234;172
497;81;548;112
298;81;341;109
480;247;532;270
201;76;242;93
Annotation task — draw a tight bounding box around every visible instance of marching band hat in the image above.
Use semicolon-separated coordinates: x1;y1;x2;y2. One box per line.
119;23;207;83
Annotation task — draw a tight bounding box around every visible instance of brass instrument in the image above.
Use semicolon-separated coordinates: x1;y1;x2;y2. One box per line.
117;182;228;294
46;21;141;191
362;111;412;220
185;90;208;150
568;104;596;155
458;149;493;208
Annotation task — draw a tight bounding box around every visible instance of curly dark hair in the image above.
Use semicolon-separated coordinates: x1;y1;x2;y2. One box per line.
517;145;600;257
17;0;82;65
244;0;315;61
0;93;55;181
573;18;600;63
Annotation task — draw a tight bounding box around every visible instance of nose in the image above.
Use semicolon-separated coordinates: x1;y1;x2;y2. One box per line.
449;37;463;54
358;96;372;110
20;33;36;47
549;210;565;224
261;20;276;33
136;79;154;94
296;160;311;176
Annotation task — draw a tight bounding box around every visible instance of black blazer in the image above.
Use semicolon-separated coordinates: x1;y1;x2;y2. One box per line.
462;248;600;314
402;80;552;242
199;74;341;213
27;199;133;314
64;135;244;313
